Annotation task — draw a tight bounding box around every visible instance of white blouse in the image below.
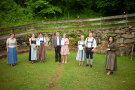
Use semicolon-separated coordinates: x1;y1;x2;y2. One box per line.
6;38;17;48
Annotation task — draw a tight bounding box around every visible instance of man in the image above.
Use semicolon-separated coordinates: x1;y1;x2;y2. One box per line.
52;31;62;62
85;32;97;68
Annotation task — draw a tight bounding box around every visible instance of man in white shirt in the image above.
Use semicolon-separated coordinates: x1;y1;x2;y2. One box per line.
52;31;62;62
85;32;97;68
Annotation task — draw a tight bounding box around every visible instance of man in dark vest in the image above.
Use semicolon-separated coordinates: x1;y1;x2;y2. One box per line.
85;32;97;68
52;31;62;63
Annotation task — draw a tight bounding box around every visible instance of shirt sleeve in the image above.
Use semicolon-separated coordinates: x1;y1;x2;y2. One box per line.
6;38;9;44
93;39;97;48
85;38;87;45
29;38;31;42
15;38;17;44
65;38;69;44
44;37;46;42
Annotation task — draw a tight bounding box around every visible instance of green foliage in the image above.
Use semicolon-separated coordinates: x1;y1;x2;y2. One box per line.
0;0;135;28
26;0;62;18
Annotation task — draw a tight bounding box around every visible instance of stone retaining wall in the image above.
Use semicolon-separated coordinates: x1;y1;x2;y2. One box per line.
0;25;135;56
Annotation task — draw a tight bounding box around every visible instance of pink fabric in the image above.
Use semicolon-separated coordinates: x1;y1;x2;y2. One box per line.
61;38;69;55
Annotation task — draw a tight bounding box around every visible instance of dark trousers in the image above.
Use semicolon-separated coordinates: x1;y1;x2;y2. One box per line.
86;47;93;59
55;46;61;62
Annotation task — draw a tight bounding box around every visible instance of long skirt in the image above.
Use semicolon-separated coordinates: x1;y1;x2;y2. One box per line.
76;49;85;61
105;52;117;71
29;46;31;61
7;47;18;64
37;43;46;60
31;44;37;60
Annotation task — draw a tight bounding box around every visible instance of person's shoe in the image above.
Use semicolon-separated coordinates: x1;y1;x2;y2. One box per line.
107;71;111;76
86;64;89;66
90;64;92;68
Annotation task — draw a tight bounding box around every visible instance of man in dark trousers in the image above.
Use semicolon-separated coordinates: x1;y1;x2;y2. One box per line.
85;32;97;68
52;31;62;63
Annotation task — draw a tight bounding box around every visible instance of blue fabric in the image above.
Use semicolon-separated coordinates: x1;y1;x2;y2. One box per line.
7;47;18;64
31;44;37;60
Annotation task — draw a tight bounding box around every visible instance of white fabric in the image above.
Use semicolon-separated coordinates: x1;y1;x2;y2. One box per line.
61;40;65;46
85;37;97;48
36;40;40;46
6;38;17;48
57;37;59;45
78;41;84;50
38;37;46;42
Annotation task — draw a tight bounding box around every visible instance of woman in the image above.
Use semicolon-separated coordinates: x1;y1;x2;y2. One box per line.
61;34;69;64
29;34;37;64
105;36;117;75
37;33;46;63
76;35;85;66
6;32;18;66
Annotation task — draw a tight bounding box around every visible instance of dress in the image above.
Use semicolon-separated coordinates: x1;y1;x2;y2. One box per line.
31;39;37;60
105;42;117;71
37;37;47;60
76;41;85;61
6;38;18;64
61;38;69;55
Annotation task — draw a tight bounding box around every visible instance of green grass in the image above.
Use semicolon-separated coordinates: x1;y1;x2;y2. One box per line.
0;50;135;90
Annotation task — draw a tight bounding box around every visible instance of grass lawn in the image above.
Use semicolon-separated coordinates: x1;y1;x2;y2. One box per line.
0;50;135;90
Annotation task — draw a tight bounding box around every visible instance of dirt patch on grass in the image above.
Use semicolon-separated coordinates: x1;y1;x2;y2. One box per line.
45;63;63;90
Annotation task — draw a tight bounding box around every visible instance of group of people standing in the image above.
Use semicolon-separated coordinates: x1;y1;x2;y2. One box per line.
29;33;46;63
6;31;117;76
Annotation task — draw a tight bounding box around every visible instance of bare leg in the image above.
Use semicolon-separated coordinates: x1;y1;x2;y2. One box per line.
32;60;34;64
81;61;83;65
62;55;64;63
79;61;81;66
65;55;68;64
107;70;111;76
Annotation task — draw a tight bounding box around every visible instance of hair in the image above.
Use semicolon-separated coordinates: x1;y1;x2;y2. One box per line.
56;31;59;33
63;33;66;37
81;35;84;39
10;32;15;36
108;36;115;43
89;32;92;34
39;32;43;35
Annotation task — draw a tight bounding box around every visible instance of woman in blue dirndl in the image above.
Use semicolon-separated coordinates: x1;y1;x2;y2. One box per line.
6;32;18;66
76;35;85;66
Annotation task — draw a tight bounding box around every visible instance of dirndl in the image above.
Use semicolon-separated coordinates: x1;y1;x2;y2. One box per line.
7;47;18;64
76;49;85;61
31;44;37;60
37;43;46;60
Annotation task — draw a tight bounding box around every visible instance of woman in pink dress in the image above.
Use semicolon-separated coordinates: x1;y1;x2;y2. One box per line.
61;34;69;64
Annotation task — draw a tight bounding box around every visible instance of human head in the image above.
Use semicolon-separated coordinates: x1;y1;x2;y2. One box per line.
10;32;15;38
56;31;59;36
108;36;114;43
39;32;43;37
63;33;66;38
81;35;84;40
89;32;92;37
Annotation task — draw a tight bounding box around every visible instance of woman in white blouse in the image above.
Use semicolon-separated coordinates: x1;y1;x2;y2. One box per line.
37;33;47;63
6;32;18;66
